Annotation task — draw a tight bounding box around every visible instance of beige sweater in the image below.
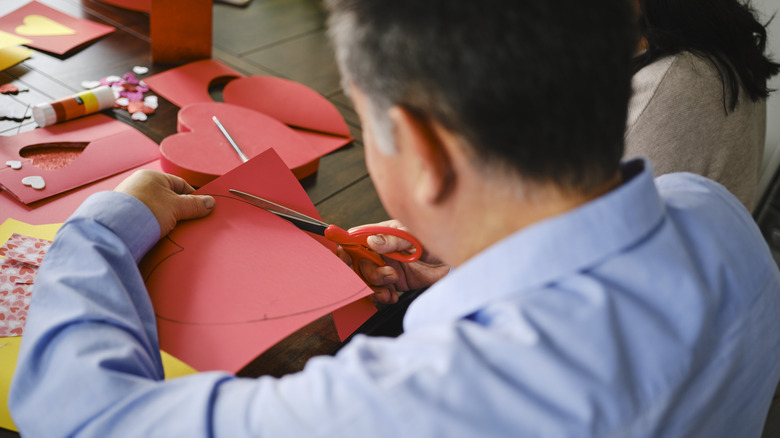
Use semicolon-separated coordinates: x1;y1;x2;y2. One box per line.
625;52;766;210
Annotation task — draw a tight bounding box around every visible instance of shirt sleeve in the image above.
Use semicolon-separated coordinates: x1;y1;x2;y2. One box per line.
5;192;452;438
8;191;530;438
7;191;239;437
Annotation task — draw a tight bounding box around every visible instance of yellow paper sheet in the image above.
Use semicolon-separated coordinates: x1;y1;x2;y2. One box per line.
0;46;32;72
0;30;31;50
0;336;22;431
0;219;60;245
0;219;197;432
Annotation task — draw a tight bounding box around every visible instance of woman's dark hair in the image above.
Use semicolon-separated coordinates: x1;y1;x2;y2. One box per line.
634;0;780;112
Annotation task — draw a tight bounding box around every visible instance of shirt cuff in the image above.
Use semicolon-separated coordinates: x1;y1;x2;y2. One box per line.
69;191;161;262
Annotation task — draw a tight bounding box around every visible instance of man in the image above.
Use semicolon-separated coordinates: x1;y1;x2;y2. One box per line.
10;0;780;436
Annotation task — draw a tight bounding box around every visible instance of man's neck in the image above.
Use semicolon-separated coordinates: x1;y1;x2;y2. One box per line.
432;172;623;268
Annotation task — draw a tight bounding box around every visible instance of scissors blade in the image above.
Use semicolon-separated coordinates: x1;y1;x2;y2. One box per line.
229;189;329;235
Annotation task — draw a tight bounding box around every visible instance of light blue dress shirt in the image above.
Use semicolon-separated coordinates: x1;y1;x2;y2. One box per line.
9;159;780;437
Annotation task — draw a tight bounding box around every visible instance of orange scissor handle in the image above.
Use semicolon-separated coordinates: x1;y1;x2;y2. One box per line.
324;224;423;268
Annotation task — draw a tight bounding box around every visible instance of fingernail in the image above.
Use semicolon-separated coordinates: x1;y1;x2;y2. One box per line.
203;196;215;210
369;235;385;246
382;274;395;284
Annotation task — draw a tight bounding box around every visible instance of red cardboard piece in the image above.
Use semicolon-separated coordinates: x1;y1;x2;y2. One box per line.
150;0;212;63
0;1;115;55
143;59;244;108
223;76;351;138
140;149;374;372
144;60;354;162
0;114;160;204
160;102;320;187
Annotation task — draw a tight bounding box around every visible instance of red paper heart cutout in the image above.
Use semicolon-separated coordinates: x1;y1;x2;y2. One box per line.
223;76;351;138
144;61;353;163
159;102;321;187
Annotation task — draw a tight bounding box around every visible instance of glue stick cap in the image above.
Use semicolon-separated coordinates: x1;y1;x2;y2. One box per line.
32;103;56;127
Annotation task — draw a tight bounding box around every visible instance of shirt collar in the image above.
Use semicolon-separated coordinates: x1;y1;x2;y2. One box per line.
404;159;665;331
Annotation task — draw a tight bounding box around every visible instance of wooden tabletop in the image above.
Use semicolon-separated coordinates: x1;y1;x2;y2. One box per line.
0;0;392;395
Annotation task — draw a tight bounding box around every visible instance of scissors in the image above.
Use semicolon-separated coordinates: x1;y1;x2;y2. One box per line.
229;189;423;272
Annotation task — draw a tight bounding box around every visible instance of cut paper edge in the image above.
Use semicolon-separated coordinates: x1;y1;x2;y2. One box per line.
223;75;352;138
143;59;244;108
0;114;160;204
142;149;373;372
160;102;322;186
0;46;33;72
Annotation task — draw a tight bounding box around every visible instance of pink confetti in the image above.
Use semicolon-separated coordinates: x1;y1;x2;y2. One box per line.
123;72;139;85
119;90;144;102
88;71;158;122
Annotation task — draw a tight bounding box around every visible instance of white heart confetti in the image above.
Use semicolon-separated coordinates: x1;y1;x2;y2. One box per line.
143;95;158;110
81;80;101;89
115;97;130;107
133;66;149;75
5;160;21;170
21;176;45;190
104;75;122;84
131;112;148;122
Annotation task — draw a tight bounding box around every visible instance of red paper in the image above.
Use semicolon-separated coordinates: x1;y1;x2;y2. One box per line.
140;149;374;372
223;76;351;138
0;1;115;55
144;60;354;163
0;114;160;205
0;160;165;227
160;102;321;186
150;0;212;63
143;59;244;108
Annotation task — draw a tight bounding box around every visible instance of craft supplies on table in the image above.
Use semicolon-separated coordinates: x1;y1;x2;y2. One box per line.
32;86;114;127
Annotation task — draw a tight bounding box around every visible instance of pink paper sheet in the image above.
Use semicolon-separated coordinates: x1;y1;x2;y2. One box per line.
140;149;374;372
0;233;51;337
0;114;160;205
0;160;164;226
0;1;115;55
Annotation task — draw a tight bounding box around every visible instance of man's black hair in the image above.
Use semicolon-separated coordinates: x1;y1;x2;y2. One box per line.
327;0;637;193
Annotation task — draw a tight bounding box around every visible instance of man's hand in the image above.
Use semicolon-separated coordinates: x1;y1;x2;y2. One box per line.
114;170;215;238
339;220;450;304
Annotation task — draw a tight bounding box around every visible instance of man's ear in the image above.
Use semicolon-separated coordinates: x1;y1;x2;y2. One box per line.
388;106;455;205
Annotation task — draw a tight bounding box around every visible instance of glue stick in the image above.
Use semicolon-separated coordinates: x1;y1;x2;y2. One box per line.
32;86;115;127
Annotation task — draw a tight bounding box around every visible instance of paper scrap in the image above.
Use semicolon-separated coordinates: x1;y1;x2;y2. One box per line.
0;46;32;72
0;233;52;266
0;30;31;49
